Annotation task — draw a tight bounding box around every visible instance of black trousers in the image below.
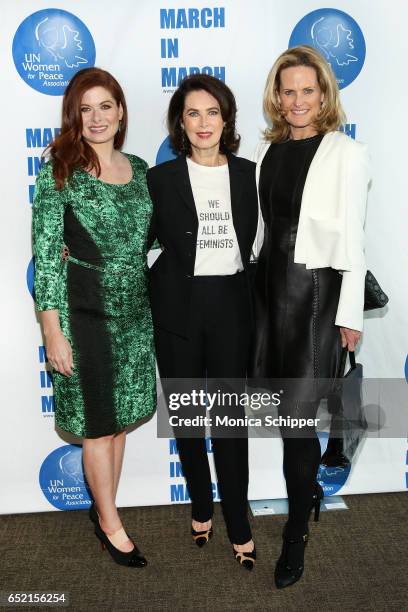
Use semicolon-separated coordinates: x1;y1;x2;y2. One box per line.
154;272;252;544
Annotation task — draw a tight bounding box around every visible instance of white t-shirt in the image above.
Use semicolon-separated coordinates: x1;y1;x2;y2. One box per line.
187;157;243;276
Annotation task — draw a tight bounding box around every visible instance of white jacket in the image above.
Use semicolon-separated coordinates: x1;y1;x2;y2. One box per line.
253;131;370;332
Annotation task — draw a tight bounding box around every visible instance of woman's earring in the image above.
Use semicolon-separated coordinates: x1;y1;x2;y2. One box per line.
118;120;122;133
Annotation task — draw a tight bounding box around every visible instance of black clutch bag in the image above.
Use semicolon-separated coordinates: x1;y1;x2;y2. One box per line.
364;270;389;311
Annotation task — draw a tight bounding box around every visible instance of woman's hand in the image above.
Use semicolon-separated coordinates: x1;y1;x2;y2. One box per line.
339;327;362;351
39;310;74;376
45;331;74;376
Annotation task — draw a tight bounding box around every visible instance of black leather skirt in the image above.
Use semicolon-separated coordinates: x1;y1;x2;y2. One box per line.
249;219;343;398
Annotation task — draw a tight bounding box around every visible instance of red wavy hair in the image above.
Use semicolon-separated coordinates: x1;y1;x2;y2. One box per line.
46;67;128;190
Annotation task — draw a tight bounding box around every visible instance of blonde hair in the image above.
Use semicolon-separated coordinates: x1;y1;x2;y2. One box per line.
263;45;346;142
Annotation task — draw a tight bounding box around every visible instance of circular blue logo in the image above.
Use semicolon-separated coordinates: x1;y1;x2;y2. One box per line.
405;354;408;382
26;257;35;299
12;9;96;95
289;9;366;89
156;136;179;165
39;444;92;510
317;432;351;495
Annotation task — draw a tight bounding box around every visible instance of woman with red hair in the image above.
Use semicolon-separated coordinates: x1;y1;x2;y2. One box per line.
32;67;156;567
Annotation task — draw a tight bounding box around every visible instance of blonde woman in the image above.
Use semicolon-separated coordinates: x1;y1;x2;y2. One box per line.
250;46;370;588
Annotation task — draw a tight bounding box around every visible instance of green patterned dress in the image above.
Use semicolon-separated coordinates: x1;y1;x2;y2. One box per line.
32;154;156;438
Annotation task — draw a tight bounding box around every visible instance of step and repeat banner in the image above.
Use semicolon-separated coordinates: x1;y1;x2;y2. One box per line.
1;0;407;514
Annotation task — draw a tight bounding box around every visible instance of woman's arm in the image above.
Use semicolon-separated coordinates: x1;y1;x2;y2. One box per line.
251;142;269;259
32;162;73;376
335;143;371;345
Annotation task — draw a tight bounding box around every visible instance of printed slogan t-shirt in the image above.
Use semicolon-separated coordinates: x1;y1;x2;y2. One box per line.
187;157;243;276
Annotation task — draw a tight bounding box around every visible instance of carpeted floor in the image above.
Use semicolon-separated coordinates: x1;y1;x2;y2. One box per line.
1;492;407;611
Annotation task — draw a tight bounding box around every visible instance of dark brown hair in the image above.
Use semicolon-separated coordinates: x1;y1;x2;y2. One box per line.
46;67;128;189
167;74;240;155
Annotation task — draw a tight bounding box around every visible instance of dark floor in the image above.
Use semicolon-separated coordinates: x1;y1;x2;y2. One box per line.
1;493;407;612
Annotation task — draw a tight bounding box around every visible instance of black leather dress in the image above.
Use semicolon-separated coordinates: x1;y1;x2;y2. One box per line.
250;135;342;395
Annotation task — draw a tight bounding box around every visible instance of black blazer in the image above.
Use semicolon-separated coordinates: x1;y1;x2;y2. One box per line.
146;153;258;338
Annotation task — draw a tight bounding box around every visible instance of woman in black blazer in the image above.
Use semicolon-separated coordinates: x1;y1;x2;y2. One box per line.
147;74;258;569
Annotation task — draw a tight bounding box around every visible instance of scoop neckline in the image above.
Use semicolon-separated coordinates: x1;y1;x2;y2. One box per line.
187;156;228;170
86;153;134;186
284;134;324;145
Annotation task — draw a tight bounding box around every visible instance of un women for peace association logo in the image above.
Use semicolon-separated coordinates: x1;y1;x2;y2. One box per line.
12;9;96;95
317;432;351;495
26;257;35;298
289;9;366;89
156;136;178;165
39;444;92;510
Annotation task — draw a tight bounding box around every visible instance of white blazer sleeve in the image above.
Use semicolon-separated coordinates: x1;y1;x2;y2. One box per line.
251;142;268;259
335;143;370;331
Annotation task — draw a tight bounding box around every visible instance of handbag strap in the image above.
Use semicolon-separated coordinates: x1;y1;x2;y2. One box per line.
336;348;356;378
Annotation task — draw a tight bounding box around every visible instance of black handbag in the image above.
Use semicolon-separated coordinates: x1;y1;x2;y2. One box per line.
321;349;367;467
364;270;389;311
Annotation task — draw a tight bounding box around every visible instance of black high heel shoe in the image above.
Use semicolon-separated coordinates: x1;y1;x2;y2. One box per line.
311;482;324;522
274;482;323;588
94;520;147;568
274;528;309;589
233;545;256;571
191;525;213;547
